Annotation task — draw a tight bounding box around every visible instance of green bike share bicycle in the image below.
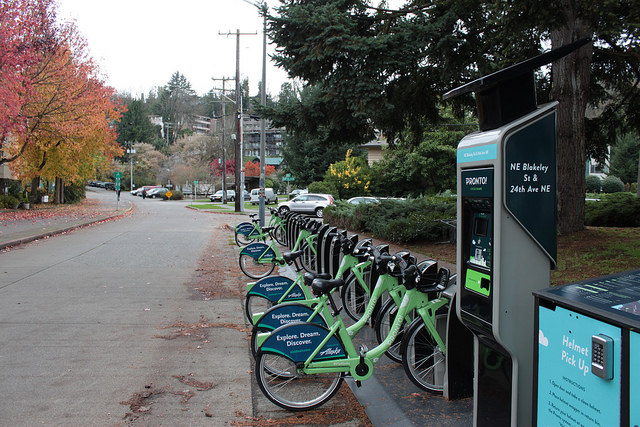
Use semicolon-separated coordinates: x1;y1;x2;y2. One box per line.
238;216;320;279
253;255;453;411
247;237;378;355
244;233;373;325
234;208;287;247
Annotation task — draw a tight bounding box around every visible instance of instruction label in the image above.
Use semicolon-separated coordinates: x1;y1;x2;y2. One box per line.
537;306;621;426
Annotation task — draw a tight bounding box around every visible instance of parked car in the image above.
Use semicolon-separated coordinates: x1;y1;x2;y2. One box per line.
147;187;169;198
135;185;162;197
104;182;116;190
278;193;334;218
241;190;250;201
209;190;235;202
347;196;379;205
289;189;308;198
250;188;278;205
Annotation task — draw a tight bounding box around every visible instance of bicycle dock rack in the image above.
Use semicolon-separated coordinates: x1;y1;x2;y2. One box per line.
327;229;347;278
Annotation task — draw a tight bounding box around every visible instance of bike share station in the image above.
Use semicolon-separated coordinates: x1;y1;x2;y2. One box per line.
444;39;596;426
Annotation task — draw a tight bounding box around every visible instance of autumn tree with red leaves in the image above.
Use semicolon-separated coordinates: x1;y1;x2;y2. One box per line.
244;161;275;177
1;0;124;203
0;0;55;145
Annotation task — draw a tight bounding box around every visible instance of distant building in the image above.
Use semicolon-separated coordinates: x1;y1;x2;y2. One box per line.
193;115;215;135
242;116;285;158
361;134;388;166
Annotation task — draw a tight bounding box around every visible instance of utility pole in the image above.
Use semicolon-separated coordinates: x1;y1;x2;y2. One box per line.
211;77;235;204
240;0;268;225
220;29;256;212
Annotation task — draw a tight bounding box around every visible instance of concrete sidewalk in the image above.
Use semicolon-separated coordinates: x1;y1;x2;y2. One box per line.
0;194;132;250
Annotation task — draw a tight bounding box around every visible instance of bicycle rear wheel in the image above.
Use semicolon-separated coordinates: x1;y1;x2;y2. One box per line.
239;253;275;279
340;274;370;321
374;299;412;363
255;351;344;411
401;314;447;393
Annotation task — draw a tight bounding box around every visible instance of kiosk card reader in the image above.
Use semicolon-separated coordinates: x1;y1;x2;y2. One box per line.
446;38;590;427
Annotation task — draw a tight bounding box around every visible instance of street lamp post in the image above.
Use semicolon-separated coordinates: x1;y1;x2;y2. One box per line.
126;143;136;190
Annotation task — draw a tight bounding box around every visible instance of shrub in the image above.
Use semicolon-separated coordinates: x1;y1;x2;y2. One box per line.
601;175;625;193
308;181;339;199
585;175;602;193
324;195;457;244
0;194;20;209
64;184;86;203
585;192;640;227
163;190;183;200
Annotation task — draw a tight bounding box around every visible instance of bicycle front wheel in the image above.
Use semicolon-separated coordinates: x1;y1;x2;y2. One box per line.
374;299;412;363
255;352;344;411
340;274;370;321
273;224;287;246
299;241;317;273
235;230;256;247
245;294;275;325
239;253;275;279
401;314;448;393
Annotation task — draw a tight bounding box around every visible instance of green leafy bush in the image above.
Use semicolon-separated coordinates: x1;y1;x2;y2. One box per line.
308;181;339;199
585;175;602;193
64;184;86;203
163;190;184;200
585;193;640;227
0;195;20;209
324;195;456;244
602;175;625;193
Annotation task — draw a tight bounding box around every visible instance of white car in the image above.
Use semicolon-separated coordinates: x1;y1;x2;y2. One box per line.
209;190;235;202
250;188;277;205
278;193;335;218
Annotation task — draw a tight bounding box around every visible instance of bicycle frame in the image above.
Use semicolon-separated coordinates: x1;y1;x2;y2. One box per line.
248;253;371;325
256;275;449;382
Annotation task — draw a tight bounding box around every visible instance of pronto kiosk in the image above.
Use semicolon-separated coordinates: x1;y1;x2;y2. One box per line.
445;39;590;426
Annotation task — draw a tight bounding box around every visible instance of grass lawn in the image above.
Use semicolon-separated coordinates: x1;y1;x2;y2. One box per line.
408;226;640;287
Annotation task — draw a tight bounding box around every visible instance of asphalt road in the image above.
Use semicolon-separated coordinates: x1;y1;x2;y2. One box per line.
0;190;253;425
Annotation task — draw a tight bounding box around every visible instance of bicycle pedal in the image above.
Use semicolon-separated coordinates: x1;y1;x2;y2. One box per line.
355;380;362;388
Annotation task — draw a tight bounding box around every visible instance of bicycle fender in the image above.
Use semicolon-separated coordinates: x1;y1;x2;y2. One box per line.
240;242;275;259
255;303;327;331
235;221;252;232
248;276;305;301
259;322;346;363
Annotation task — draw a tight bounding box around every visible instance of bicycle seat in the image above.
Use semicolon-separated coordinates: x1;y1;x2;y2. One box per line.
303;271;332;287
282;250;305;264
311;277;345;296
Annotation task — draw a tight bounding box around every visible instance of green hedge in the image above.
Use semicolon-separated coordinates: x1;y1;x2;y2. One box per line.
585;193;640;227
162;190;184;200
324;195;456;244
0;195;20;209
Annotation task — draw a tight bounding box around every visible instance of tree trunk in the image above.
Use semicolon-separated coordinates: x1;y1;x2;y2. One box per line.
54;177;64;204
29;176;40;205
637;150;640;198
550;7;593;235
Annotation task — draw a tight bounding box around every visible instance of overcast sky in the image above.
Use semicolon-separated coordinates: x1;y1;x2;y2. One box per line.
56;0;292;98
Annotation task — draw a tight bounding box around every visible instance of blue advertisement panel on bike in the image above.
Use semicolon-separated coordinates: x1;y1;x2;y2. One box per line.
259;322;346;363
247;276;305;301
